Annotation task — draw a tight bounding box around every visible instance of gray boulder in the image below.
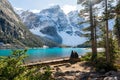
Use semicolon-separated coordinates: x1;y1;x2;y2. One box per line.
104;77;118;80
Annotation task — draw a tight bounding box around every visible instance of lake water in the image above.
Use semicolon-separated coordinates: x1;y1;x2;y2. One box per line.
0;48;89;63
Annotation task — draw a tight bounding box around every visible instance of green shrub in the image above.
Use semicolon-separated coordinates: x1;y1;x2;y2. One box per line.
80;52;92;61
0;50;52;80
80;52;117;72
95;57;117;72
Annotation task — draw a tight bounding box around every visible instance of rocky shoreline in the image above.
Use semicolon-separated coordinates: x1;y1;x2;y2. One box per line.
50;62;120;80
53;70;120;80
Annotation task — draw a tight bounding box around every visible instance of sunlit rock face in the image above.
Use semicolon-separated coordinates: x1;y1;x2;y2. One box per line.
0;0;43;48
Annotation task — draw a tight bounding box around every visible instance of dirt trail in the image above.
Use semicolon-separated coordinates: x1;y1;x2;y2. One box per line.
50;61;92;73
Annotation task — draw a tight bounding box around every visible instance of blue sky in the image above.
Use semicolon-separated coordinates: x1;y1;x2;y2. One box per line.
9;0;77;14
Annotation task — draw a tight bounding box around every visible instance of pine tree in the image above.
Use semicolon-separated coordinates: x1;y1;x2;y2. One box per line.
89;0;97;61
77;0;98;62
114;1;120;48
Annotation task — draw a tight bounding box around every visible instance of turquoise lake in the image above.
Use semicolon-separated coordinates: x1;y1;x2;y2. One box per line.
0;48;89;63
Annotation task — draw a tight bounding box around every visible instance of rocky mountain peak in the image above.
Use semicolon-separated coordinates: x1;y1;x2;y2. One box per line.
39;5;63;16
50;5;60;10
0;0;43;48
0;0;19;22
15;5;86;46
0;0;12;8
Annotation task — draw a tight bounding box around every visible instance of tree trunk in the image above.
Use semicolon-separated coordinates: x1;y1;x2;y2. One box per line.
94;16;97;59
116;16;120;47
105;0;110;63
89;0;97;61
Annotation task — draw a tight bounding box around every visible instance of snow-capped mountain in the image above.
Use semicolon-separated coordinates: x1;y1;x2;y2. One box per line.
15;5;86;46
15;0;118;46
14;7;25;15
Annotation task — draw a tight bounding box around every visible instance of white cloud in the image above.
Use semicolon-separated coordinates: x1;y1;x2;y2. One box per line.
30;9;40;13
14;7;23;11
62;5;77;14
48;3;56;7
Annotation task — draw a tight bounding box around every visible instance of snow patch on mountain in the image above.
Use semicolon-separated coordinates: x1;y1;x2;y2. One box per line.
30;9;40;13
111;0;118;7
108;19;115;30
14;7;25;15
93;1;105;17
58;32;86;46
61;5;77;14
30;27;46;37
93;0;117;17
